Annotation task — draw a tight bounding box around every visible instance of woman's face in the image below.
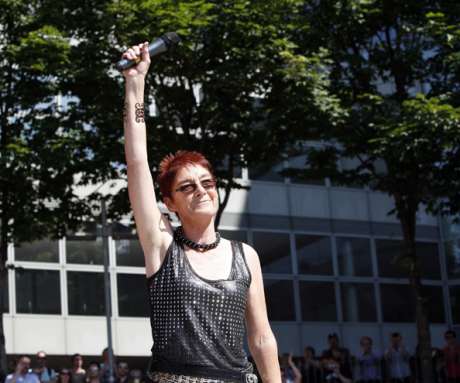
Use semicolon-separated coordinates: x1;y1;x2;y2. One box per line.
166;165;218;220
60;372;71;383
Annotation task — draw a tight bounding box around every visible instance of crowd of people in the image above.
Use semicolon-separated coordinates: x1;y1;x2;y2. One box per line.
3;330;460;383
3;349;142;383
281;331;460;383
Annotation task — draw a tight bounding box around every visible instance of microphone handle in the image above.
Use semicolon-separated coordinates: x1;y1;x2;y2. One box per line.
116;38;168;71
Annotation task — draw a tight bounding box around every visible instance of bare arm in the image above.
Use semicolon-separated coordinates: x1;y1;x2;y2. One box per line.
243;243;281;383
288;354;302;383
122;43;173;276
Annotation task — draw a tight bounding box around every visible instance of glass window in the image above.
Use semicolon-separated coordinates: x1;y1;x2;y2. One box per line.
264;279;295;321
253;232;291;273
381;284;444;323
66;237;104;265
249;162;284;182
117;274;149;317
67;272;105;315
299;281;336;321
15;240;59;263
2;278;9;313
445;239;460;279
422;285;445;323
116;239;144;267
450;286;460;324
287;155;325;186
296;235;333;275
376;240;406;278
340;283;377;322
214;156;243;179
221;230;248;243
16;270;61;314
376;240;441;279
380;284;415;322
337;237;372;276
416;242;441;279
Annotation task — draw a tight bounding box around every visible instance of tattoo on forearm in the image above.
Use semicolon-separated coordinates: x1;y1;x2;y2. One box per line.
123;102;127;123
135;103;145;123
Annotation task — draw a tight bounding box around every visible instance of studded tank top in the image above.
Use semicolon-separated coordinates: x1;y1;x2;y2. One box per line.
147;237;254;380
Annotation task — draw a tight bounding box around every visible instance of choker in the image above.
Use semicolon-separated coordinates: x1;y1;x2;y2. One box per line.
174;226;220;252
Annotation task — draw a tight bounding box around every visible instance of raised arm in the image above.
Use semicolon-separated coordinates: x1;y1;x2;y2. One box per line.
122;42;173;277
243;243;281;383
287;354;302;383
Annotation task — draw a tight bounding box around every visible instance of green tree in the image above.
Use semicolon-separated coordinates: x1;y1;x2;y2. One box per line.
0;0;340;373
0;1;93;377
60;0;335;227
285;2;460;383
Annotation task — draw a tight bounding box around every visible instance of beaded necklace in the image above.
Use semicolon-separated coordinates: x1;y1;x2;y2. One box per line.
174;226;221;252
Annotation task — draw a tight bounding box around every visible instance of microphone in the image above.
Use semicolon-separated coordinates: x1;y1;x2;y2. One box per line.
116;32;181;71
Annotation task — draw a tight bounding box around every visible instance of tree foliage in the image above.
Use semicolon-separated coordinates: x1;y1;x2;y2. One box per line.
0;0;336;376
284;2;460;383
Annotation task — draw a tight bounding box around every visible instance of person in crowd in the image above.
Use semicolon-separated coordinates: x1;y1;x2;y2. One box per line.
127;370;142;383
322;333;353;382
115;363;129;383
70;354;86;383
442;330;460;383
384;333;411;383
99;348;116;383
321;359;351;383
300;346;322;383
85;363;100;383
121;41;279;383
280;353;302;383
33;352;57;383
57;369;71;383
414;344;445;383
355;336;382;383
4;356;40;383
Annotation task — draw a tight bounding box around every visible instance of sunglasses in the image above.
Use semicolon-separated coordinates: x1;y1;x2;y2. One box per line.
174;179;216;194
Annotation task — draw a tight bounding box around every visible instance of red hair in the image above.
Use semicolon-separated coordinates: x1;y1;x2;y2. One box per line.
157;150;215;199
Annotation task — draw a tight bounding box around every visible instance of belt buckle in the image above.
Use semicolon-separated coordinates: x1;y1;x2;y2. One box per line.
244;373;258;383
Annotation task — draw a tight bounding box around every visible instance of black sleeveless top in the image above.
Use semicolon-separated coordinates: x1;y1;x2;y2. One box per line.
147;238;253;379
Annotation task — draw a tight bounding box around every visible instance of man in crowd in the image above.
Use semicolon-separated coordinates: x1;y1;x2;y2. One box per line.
33;352;56;383
384;333;411;383
70;354;85;383
99;348;116;383
442;330;460;383
4;356;40;383
300;346;322;383
321;333;353;382
355;336;382;383
115;363;129;383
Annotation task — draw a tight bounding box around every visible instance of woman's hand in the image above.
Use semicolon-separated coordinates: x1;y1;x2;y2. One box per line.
122;42;151;79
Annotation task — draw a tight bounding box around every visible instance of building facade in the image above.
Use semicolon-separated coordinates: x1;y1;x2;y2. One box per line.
3;169;460;360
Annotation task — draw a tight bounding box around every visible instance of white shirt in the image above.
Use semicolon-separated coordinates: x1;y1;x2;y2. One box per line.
385;347;411;379
5;373;40;383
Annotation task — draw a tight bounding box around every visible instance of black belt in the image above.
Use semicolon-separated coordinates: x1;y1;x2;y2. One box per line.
148;358;258;383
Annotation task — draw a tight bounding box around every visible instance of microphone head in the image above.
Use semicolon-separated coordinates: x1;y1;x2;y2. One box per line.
161;32;181;47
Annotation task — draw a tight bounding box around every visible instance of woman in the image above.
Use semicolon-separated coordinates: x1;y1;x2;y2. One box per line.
122;42;280;383
57;369;71;383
